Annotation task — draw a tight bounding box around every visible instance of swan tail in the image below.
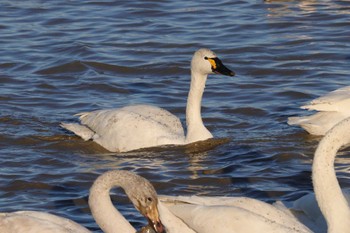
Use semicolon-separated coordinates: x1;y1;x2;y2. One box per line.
60;123;95;141
288;117;325;135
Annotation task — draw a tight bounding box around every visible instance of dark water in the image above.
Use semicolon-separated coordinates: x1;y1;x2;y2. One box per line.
1;0;350;231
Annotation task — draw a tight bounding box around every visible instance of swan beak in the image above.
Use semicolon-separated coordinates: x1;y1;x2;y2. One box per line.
207;57;235;76
144;202;166;233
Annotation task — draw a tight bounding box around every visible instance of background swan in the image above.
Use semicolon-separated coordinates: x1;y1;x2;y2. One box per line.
288;86;350;135
61;48;235;152
0;170;165;233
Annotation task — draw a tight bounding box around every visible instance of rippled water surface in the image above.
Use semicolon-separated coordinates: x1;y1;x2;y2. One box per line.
1;0;350;231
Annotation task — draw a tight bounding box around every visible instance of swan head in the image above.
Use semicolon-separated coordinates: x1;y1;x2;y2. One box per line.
125;173;166;233
191;48;235;77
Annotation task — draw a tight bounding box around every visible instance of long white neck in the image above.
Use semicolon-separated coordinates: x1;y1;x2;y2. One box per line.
185;71;213;144
89;171;135;233
312;117;350;233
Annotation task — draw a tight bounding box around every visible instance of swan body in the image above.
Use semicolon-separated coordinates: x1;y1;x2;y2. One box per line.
0;170;165;233
0;211;90;233
159;195;312;233
288;86;350;135
61;48;235;152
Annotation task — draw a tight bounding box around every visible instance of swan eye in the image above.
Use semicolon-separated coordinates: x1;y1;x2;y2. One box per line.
147;197;153;202
204;56;208;60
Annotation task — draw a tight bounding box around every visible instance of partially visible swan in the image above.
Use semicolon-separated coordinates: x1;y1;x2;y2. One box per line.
61;48;235;152
0;211;90;233
294;116;350;232
160;118;350;233
288;86;350;135
0;170;165;233
159;195;312;233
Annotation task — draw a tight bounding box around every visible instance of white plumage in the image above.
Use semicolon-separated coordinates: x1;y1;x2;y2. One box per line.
0;211;90;233
0;170;166;233
288;86;350;135
158;195;312;233
61;48;234;152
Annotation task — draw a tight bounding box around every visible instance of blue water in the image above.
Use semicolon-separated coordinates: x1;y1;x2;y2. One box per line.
1;0;350;231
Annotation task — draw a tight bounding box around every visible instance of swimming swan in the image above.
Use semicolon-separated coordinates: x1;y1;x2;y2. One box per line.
0;170;165;233
288;86;350;135
61;48;235;152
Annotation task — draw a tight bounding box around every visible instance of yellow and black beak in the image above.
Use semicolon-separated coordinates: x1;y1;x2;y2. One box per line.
206;57;235;77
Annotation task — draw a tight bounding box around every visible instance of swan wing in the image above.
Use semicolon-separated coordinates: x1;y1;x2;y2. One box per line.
159;195;311;233
66;105;185;152
282;189;350;233
301;86;350;112
0;211;90;233
288;112;348;135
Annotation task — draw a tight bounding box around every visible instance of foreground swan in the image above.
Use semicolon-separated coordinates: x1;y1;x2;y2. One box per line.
0;211;90;233
159;195;311;233
294;117;350;233
61;48;235;152
0;170;165;233
288;86;350;135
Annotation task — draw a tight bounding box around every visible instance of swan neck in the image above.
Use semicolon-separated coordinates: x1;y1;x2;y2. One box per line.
312;118;350;233
89;171;135;233
185;71;212;143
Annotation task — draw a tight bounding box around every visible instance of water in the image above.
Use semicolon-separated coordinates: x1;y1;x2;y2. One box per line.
1;0;350;231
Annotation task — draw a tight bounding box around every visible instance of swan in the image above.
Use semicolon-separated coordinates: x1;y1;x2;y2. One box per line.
288;86;350;135
0;211;90;233
61;48;235;152
158;195;312;233
100;171;313;233
160;118;350;233
300;116;350;232
0;170;165;233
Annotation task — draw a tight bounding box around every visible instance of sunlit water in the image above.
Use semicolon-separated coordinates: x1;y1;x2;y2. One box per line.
1;0;350;231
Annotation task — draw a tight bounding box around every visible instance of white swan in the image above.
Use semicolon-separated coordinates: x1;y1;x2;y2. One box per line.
61;48;235;152
0;211;90;233
304;116;350;232
160;118;350;233
0;170;165;233
288;86;350;135
158;195;312;233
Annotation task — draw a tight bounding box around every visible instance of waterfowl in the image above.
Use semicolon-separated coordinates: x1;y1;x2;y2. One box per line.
61;48;235;152
0;170;165;233
288;117;350;233
288;86;350;135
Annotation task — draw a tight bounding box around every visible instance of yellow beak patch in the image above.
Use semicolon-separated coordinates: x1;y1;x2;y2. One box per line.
207;58;217;70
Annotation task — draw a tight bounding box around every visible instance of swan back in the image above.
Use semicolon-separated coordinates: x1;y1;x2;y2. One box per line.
0;211;90;233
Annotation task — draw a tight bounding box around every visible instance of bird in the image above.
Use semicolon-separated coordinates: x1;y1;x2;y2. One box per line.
288;117;350;233
0;170;165;233
0;210;90;233
61;48;235;152
288;86;350;135
158;195;312;233
159;118;350;233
